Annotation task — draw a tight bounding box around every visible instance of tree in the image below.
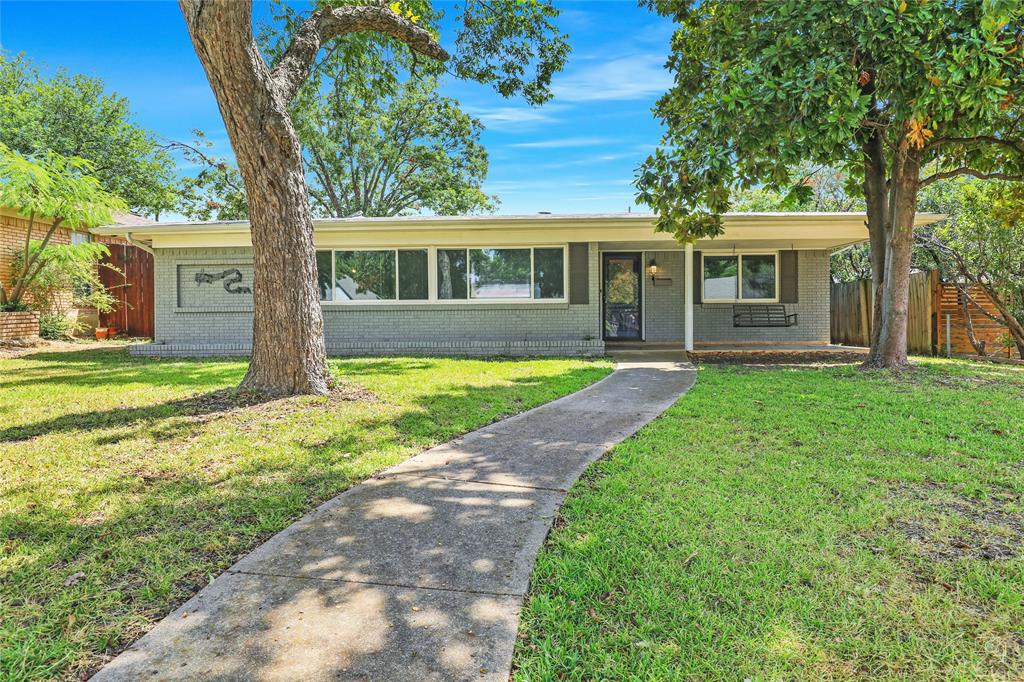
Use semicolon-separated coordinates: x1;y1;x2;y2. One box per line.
917;178;1024;357
0;144;127;309
170;130;250;221
298;74;496;217
0;53;177;218
178;0;568;395
636;0;1024;369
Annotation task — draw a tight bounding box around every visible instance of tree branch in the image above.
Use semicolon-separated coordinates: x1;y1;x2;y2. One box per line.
272;2;449;102
920;167;1024;187
926;135;1024;157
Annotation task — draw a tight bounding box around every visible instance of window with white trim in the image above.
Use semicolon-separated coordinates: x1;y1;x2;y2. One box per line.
315;245;567;304
438;247;565;301
316;249;428;302
702;252;778;302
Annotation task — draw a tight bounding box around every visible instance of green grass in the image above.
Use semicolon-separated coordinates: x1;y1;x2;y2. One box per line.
0;349;612;682
514;358;1024;681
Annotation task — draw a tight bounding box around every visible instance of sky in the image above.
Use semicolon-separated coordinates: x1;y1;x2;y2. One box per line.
0;1;675;217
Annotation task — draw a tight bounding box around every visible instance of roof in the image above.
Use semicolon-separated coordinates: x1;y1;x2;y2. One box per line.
90;211;946;252
93;211;945;232
112;212;157;227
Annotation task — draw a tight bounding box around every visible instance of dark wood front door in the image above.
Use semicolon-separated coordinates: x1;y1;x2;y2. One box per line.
602;252;642;341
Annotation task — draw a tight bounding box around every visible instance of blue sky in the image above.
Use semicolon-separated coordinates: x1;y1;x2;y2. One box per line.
0;1;674;216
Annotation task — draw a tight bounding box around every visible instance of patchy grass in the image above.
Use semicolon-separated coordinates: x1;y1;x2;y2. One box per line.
514;358;1024;681
0;349;611;681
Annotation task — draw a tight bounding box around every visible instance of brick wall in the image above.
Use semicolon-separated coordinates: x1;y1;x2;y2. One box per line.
139;244;833;357
634;249;831;344
693;250;831;343
1;212;72;302
142;245;604;357
0;311;40;341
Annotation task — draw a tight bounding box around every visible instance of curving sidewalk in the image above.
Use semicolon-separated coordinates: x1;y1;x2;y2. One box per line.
91;350;696;682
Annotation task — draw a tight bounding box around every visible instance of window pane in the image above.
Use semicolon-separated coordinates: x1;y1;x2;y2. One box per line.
437;249;468;299
334;250;395;300
398;250;428;300
316;251;333;301
533;248;564;299
742;255;776;299
703;255;738;300
470;248;531;299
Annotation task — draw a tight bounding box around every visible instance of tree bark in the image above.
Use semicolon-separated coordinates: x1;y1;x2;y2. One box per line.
180;0;330;395
178;0;446;395
867;140;922;369
861;125;889;365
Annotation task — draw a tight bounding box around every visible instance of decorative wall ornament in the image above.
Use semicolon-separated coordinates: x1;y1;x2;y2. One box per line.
195;268;252;295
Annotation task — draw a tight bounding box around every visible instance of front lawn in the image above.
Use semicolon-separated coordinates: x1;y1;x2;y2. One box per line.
514;358;1024;680
0;349;612;681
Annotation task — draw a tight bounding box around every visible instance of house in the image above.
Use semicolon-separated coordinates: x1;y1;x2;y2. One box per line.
0;206;153;342
91;212;943;357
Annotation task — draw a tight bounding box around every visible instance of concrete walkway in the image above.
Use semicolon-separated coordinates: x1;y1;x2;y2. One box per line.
91;351;696;682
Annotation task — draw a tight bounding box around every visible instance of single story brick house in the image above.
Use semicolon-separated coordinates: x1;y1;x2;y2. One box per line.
92;212;942;357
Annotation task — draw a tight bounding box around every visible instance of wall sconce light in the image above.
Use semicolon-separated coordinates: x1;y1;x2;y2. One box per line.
647;258;659;283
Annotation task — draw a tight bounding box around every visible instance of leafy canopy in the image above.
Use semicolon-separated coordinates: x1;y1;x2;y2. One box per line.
0;144;127;230
0;53;177;218
636;0;1024;241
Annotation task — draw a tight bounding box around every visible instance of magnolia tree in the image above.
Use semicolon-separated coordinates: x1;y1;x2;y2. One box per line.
178;0;568;395
0;144;126;311
636;0;1024;369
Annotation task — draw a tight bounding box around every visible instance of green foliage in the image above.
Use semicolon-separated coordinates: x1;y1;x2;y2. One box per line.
171;130;249;221
918;177;1024;350
13;240;117;317
296;72;497;217
38;312;79;340
0;53;177;217
636;0;1024;240
0;145;126;307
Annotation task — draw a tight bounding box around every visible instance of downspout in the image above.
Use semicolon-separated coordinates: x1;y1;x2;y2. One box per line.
125;232;154;255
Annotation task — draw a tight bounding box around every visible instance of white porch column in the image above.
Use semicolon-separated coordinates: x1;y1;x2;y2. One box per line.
684;242;694;351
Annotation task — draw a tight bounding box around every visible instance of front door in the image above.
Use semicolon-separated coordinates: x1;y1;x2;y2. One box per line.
602;252;642;340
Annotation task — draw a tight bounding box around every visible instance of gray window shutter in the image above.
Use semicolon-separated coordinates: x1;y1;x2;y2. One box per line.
568;243;589;305
693;250;702;304
780;250;799;303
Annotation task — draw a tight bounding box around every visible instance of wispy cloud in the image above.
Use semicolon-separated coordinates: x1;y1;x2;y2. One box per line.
550;52;672;103
466;105;562;132
509;136;613;149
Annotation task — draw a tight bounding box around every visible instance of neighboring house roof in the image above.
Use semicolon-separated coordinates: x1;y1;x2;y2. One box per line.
111;212;157;227
92;212;946;252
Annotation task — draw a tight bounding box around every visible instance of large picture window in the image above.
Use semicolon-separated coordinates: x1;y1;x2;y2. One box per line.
316;246;566;304
316;249;428;302
436;247;565;301
702;253;778;302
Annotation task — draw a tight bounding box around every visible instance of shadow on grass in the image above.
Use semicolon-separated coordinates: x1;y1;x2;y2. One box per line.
2;359;610;680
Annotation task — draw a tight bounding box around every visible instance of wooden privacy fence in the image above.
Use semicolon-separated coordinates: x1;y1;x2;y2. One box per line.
831;270;939;355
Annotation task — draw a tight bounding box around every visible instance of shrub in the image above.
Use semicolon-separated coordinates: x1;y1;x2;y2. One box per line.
38;312;80;340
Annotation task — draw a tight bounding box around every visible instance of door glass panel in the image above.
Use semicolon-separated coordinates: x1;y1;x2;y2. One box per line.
604;256;640;339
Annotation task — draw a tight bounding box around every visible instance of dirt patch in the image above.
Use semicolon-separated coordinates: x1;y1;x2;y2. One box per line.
177;382;377;425
0;339;131;359
690;350;868;367
889;481;1024;561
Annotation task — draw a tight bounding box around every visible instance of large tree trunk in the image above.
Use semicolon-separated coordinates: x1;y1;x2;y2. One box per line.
862;127;888;363
180;1;329;395
178;0;445;394
863;137;921;369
